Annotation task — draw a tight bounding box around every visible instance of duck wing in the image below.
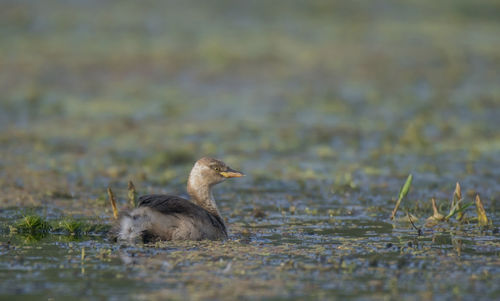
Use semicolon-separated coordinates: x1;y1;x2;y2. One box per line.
138;194;200;214
137;194;227;239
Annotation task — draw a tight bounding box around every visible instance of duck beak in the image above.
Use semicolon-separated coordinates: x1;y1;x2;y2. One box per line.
220;167;244;178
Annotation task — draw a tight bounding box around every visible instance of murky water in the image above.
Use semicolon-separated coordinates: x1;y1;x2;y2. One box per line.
1;213;499;300
1;0;499;300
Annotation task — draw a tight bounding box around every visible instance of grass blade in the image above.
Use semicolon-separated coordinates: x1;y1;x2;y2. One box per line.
390;174;413;220
128;180;137;207
107;187;118;219
453;182;462;203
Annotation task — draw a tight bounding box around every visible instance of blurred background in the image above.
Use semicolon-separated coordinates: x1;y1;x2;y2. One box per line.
1;0;499;203
0;0;499;299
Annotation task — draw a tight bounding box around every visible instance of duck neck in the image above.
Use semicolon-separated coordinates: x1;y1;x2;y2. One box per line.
187;179;222;219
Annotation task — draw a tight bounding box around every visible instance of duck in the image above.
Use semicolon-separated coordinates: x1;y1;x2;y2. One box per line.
111;157;244;242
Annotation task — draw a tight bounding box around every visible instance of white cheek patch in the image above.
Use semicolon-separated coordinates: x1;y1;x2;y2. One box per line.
189;164;206;188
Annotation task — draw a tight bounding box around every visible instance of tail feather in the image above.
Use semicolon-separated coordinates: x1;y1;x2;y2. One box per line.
109;209;152;242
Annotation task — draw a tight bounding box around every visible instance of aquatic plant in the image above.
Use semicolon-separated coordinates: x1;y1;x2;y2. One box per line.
449;182;464;220
107;187;118;219
390;174;413;220
10;213;110;237
424;198;445;227
128;180;137;207
390;179;492;230
56;219;84;235
475;194;490;227
11;215;51;234
444;182;473;221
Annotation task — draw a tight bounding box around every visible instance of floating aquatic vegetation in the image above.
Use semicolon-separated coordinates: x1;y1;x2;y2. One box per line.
10;214;111;237
0;1;498;299
10;215;51;234
56;219;83;235
53;219;110;235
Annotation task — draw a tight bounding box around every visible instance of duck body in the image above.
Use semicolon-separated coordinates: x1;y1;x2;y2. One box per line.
110;157;243;242
117;194;227;242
